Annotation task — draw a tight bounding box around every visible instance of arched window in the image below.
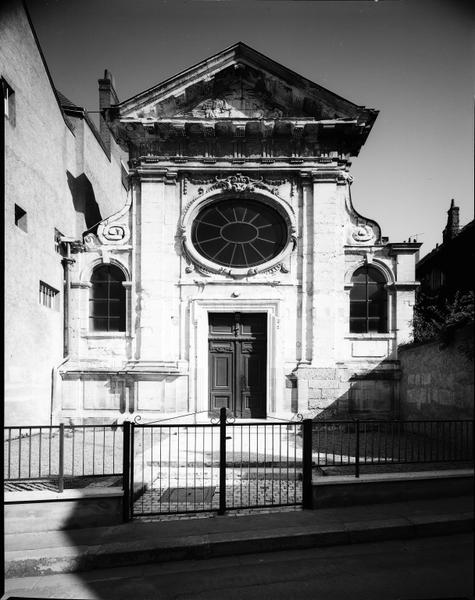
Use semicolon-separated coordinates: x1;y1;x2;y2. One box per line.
89;265;126;332
350;266;388;333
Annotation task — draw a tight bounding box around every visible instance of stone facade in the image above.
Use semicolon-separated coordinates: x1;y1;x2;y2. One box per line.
56;44;420;423
399;323;474;419
3;8;421;424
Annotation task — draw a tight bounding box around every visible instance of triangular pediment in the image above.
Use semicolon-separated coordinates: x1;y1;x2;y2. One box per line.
114;43;376;124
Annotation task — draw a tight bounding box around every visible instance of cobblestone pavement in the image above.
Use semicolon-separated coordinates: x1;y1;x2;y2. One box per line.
134;464;302;516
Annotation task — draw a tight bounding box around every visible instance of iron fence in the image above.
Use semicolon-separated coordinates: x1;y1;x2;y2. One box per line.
129;416;303;518
312;419;474;477
4;424;123;492
3;417;473;513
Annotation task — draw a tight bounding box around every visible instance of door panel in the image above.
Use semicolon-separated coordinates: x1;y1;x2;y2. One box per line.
209;314;236;336
209;341;233;412
214;356;230;388
238;341;266;418
208;313;266;418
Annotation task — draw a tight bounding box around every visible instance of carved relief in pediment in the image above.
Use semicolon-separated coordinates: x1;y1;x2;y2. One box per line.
176;94;284;120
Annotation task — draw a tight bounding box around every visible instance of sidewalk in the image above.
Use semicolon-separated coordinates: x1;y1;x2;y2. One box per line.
5;495;473;579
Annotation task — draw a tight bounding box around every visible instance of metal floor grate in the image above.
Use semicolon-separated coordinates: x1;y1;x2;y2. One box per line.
158;486;216;504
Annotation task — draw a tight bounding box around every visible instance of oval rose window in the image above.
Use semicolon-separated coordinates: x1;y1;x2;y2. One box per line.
191;198;288;268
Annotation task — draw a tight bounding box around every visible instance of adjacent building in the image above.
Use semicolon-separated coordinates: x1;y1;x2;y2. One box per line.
2;1;127;424
416;199;474;300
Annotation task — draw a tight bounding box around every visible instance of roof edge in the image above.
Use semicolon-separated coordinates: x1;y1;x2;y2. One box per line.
115;41;377;118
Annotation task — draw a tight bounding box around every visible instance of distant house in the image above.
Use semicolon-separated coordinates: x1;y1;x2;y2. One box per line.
416;200;474;300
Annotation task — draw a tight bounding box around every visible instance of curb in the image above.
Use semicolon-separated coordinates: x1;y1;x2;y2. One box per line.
5;513;473;578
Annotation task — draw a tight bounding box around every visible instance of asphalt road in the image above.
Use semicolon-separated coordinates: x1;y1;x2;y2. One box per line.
4;534;474;600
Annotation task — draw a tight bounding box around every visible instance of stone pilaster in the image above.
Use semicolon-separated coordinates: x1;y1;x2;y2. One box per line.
310;172;343;366
136;169;180;364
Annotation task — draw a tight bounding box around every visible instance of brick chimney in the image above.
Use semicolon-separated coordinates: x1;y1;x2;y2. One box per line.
442;199;460;243
98;69;119;155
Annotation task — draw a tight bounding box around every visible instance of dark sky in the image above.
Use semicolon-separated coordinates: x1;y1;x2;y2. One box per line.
26;0;474;256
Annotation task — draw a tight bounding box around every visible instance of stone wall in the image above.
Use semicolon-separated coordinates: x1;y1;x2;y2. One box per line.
2;2;126;425
399;323;474;419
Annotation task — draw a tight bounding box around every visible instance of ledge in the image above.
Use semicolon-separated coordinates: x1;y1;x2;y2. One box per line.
345;333;395;340
313;469;474;486
311;469;474;508
83;333;130;339
4;486;124;504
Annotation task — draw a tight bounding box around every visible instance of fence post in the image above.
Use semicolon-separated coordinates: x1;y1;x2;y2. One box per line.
354;419;360;478
58;423;64;493
218;407;227;515
302;419;313;509
122;421;132;522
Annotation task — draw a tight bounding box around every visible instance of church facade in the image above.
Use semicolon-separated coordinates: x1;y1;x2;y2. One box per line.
56;44;421;424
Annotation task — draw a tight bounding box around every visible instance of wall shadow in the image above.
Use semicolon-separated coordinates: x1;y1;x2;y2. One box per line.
306;359;401;422
67;171;102;234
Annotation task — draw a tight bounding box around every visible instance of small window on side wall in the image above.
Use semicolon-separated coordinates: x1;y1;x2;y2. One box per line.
89;264;126;332
2;77;15;125
39;281;59;310
350;266;388;333
15;204;27;232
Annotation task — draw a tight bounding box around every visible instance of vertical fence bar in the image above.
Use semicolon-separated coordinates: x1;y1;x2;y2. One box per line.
141;427;145;515
354;419;360;478
58;423;65;493
218;407;227;515
149;428;153;514
71;427;76;477
240;425;243;508
38;427;42;477
293;422;297;505
92;427;96;475
302;419;313;509
18;428;22;479
7;428;12;479
102;426;106;474
28;427;32;478
48;428;52;477
122;421;131;522
130;424;135;515
256;425;259;506
112;427;116;474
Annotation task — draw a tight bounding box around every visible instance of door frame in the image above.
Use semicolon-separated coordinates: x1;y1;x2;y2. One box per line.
189;299;283;418
208;312;267;418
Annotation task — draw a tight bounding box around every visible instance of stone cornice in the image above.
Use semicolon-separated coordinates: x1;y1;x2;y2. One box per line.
71;281;92;289
135;167;178;183
387;242;422;256
117;119;369;159
386;281;421;290
299;167;351;184
130;158;352;172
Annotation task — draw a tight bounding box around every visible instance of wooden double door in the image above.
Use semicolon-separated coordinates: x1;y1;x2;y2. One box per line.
209;313;267;419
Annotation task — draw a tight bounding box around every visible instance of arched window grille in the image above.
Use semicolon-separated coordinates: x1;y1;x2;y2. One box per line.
89;265;126;332
350;266;388;333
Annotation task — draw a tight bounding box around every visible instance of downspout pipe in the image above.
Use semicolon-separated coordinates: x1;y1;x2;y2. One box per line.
50;241;75;425
61;241;76;357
